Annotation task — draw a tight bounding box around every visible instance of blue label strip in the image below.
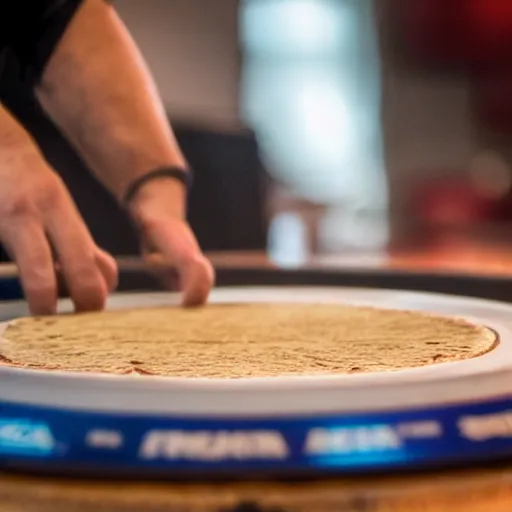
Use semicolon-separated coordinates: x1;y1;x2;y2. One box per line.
0;397;511;474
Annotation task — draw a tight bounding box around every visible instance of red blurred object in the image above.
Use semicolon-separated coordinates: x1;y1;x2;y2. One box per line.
466;0;512;60
400;0;473;64
398;0;512;65
468;0;512;133
468;0;512;37
412;177;495;226
473;72;512;133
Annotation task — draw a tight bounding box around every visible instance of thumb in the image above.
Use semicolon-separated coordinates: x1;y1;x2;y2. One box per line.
142;218;214;306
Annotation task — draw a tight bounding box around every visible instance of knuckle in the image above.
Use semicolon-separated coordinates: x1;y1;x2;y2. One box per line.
137;215;166;238
74;268;101;288
0;174;62;222
193;254;214;276
186;255;215;292
22;263;56;297
28;255;54;274
195;259;215;289
24;281;56;304
1;194;37;221
37;176;65;211
102;260;119;292
70;267;107;311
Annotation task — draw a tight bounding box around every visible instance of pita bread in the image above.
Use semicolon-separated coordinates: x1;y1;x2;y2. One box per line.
0;303;497;378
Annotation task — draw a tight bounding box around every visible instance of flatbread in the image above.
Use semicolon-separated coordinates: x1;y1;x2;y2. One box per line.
0;303;497;378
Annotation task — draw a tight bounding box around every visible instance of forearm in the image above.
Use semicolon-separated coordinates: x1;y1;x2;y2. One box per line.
35;0;186;204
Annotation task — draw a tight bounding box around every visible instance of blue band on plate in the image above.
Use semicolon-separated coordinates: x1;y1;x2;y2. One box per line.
0;396;511;475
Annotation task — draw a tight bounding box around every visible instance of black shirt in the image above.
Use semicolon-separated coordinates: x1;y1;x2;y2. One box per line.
0;0;85;87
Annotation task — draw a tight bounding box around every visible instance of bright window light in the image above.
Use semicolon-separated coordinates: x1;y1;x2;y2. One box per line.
241;0;388;210
241;0;353;56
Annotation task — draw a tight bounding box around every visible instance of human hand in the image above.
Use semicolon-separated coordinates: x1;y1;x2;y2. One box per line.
32;0;212;307
127;178;214;306
0;149;118;315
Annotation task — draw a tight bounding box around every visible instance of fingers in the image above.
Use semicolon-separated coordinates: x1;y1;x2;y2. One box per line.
127;176;213;307
142;249;180;292
0;220;57;315
142;218;214;306
53;247;118;309
0;143;116;314
179;254;215;307
45;196;110;312
95;247;119;293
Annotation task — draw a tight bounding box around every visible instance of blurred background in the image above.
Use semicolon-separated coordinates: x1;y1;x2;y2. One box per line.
4;0;512;272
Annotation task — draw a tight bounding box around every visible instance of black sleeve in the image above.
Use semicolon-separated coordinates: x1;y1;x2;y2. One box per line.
1;0;86;86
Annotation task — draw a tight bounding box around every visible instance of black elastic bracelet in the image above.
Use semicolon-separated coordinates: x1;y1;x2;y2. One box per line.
123;166;192;207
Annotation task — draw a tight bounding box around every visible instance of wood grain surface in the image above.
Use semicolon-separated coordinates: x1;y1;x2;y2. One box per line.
0;463;511;511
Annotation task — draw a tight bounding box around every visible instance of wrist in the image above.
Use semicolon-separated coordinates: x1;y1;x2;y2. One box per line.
127;176;188;225
123;166;191;205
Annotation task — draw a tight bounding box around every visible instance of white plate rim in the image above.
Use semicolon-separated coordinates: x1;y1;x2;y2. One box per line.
0;286;509;416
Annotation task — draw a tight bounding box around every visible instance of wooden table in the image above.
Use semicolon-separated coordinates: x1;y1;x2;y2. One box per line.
1;464;512;511
2;248;512;511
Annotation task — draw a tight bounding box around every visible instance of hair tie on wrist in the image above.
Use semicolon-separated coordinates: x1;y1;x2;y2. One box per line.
122;166;193;207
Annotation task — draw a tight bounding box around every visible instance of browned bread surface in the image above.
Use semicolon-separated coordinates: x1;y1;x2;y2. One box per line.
0;303;497;378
